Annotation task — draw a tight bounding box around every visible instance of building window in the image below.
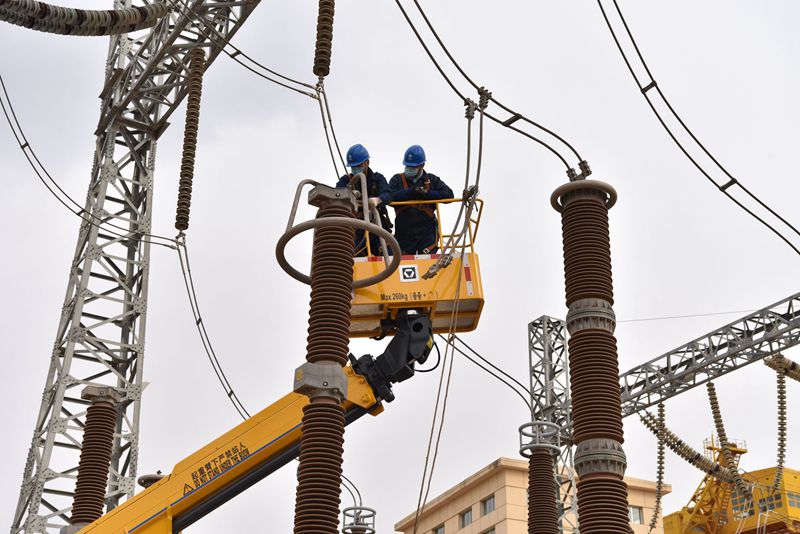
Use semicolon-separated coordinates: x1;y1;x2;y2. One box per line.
789;492;800;508
628;506;644;524
432;525;444;534
459;508;473;528
482;529;496;534
481;494;496;515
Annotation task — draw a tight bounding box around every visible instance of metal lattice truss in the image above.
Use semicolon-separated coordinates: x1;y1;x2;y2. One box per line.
528;291;800;534
11;0;260;531
618;291;800;418
528;316;577;534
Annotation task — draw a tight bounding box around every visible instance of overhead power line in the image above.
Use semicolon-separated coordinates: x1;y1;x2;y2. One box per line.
392;0;582;171
0;74;178;249
596;0;800;257
170;0;317;98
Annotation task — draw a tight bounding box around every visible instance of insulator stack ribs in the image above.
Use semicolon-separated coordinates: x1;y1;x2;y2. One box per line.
648;402;666;533
293;198;355;534
528;450;558;534
773;359;787;490
640;411;735;482
312;0;335;78
706;382;751;500
71;400;117;525
552;179;628;534
175;47;206;232
294;401;346;533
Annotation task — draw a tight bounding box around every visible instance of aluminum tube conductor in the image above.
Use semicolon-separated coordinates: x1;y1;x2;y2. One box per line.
551;179;629;533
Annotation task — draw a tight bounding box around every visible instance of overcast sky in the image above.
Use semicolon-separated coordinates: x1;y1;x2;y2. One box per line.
1;1;799;532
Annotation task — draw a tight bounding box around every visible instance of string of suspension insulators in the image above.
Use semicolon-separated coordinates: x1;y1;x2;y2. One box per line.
175;48;206;233
0;0;166;36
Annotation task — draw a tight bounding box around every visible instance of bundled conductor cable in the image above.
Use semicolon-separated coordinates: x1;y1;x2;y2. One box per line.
0;0;166;36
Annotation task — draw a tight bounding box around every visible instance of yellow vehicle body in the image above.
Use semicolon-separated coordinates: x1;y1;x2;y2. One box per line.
350;198;485;338
80;366;380;533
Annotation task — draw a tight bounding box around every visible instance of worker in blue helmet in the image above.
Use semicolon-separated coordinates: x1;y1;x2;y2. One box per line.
336;144;393;256
387;145;453;255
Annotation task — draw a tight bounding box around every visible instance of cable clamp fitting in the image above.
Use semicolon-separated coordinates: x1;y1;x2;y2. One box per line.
477;86;491;110
294;362;348;401
463;98;477;120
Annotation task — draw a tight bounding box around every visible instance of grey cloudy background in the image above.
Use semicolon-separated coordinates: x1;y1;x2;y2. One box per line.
1;1;799;532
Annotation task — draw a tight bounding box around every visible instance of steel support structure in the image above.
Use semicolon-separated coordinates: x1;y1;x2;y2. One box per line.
529;291;800;533
528;316;577;533
618;291;800;418
10;0;260;531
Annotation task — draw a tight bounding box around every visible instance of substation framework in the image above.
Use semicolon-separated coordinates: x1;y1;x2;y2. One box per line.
529;290;800;533
10;1;261;531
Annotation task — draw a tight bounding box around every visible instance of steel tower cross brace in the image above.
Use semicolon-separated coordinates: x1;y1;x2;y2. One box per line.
528;316;577;533
10;0;260;531
529;291;800;533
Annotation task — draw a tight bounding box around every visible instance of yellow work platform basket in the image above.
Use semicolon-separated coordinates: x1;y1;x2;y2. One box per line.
350;198;485;338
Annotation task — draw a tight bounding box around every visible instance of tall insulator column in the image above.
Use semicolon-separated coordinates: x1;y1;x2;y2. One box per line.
65;387;123;533
528;449;559;534
292;186;356;534
551;179;630;533
520;420;561;534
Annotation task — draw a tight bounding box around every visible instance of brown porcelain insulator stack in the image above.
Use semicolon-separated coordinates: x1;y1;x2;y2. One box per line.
293;191;355;534
70;387;123;528
174;47;206;232
312;0;335;78
528;449;559;534
551;179;630;534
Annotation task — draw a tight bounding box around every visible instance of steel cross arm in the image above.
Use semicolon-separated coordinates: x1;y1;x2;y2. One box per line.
95;0;261;138
618;291;800;418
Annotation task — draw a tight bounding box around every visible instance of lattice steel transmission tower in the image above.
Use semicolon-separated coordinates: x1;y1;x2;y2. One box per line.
527;316;578;533
10;0;260;531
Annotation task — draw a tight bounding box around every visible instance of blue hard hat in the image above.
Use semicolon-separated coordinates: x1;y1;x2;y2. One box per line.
346;144;370;167
402;145;426;167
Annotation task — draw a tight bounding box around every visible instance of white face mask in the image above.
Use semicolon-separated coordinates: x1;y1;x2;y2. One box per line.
404;166;420;178
350;164;366;175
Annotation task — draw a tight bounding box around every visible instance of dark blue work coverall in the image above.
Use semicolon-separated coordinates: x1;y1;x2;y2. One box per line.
336;168;393;256
387;171;454;254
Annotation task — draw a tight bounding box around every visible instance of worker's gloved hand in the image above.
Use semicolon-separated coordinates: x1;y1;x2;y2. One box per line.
368;197;380;209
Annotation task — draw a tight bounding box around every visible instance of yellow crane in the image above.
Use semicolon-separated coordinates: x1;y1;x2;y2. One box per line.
664;439;800;534
76;197;486;533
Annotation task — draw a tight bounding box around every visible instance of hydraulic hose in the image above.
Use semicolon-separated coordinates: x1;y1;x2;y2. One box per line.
0;0;166;36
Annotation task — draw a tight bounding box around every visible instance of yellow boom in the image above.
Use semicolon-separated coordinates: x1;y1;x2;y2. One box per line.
80;366;380;533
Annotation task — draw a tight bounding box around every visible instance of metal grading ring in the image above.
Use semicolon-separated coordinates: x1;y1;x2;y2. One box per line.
550;179;618;212
276;217;401;288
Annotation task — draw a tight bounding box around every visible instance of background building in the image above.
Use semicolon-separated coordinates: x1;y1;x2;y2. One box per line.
395;457;671;534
